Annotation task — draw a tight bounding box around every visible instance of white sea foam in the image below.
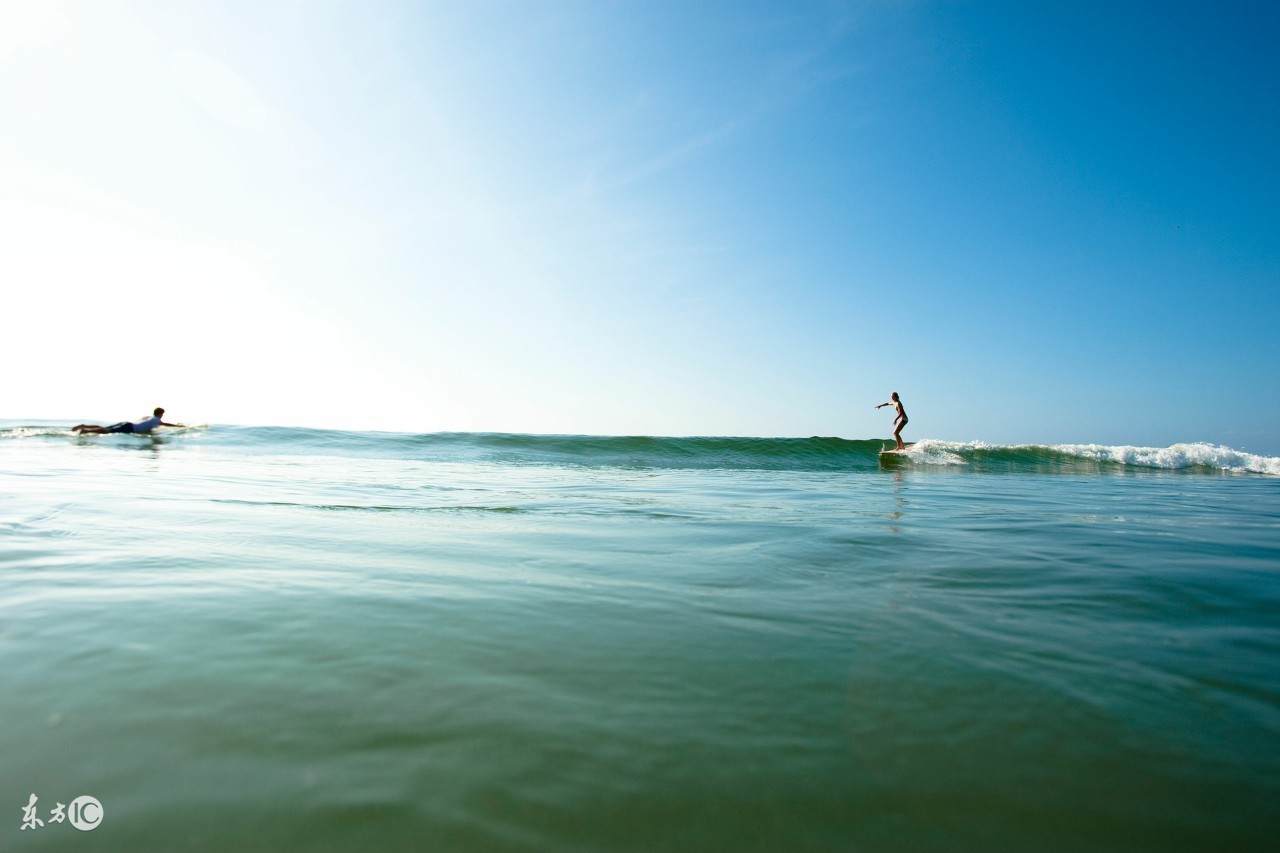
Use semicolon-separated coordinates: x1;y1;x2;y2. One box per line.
894;440;968;466
914;440;1280;476
1051;442;1280;476
0;426;70;439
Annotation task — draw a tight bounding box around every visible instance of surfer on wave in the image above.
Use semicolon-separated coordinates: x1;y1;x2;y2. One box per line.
73;407;183;435
875;392;909;450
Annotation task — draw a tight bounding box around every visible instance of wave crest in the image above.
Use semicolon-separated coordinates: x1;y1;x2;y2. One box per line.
908;440;1280;476
2;423;1276;475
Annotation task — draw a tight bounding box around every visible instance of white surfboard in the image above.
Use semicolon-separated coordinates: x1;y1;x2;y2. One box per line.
879;444;915;456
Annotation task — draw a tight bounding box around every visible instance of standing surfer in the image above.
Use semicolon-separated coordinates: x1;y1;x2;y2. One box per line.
876;393;909;450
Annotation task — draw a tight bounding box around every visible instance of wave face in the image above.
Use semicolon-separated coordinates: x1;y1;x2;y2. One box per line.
4;423;1277;475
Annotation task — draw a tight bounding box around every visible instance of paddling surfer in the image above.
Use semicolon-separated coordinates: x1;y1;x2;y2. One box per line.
875;392;909;450
73;407;183;435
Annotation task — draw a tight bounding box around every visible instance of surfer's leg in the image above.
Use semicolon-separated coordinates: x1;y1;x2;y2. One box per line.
73;424;104;434
893;418;907;449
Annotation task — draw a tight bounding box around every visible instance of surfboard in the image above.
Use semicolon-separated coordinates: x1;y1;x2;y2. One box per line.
879;444;915;457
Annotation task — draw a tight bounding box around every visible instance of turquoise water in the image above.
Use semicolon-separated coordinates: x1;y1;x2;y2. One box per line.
2;424;1278;851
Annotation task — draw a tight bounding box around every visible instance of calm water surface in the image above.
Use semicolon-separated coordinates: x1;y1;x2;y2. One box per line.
2;427;1278;850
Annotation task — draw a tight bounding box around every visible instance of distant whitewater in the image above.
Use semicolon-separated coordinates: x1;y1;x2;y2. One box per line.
3;423;1277;475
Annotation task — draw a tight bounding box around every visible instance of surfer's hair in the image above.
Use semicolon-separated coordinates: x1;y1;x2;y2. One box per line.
154;407;165;416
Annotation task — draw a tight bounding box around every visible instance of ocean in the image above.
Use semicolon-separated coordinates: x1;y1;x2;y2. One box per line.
2;423;1278;851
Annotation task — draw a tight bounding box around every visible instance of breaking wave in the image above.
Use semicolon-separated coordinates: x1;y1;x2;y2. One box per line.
3;423;1276;475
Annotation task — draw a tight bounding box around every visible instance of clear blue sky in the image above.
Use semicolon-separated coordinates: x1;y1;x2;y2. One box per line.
3;1;1277;452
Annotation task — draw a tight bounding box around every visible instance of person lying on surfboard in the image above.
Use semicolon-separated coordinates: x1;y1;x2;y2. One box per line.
73;407;183;435
875;392;909;450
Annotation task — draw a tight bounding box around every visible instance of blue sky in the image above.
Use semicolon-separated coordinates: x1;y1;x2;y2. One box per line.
2;1;1277;451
